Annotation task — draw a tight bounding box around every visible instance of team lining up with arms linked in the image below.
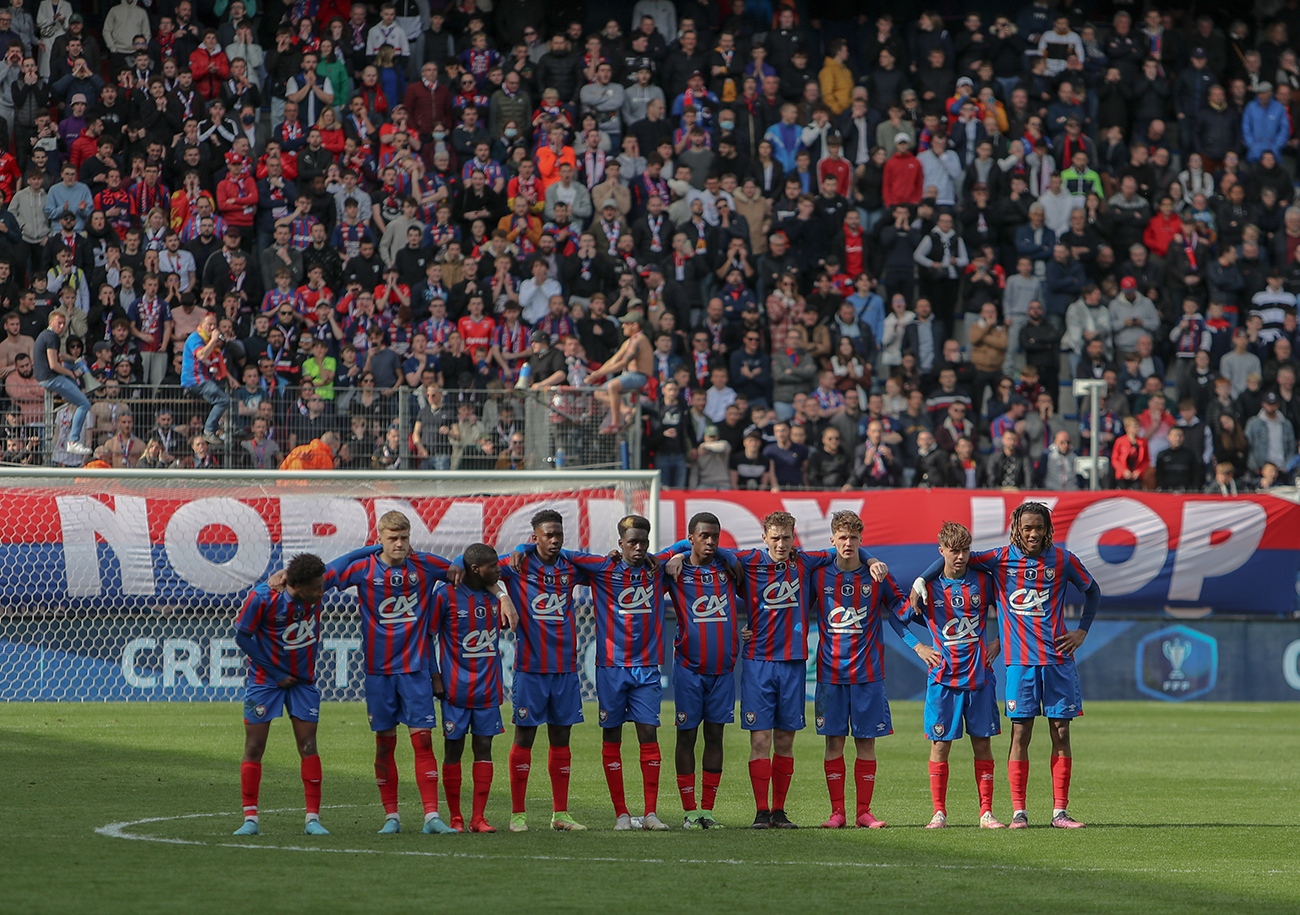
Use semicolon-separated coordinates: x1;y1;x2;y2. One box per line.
233;500;1101;836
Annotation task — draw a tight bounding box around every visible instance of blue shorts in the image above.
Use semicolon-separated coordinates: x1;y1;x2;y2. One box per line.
924;678;1002;741
614;370;648;391
511;670;584;727
365;671;438;732
244;680;321;724
814;680;892;738
596;665;662;728
1004;661;1083;720
740;659;806;732
441;703;506;740
672;658;736;729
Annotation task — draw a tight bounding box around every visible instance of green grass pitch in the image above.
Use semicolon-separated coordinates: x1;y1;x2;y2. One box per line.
2;701;1298;915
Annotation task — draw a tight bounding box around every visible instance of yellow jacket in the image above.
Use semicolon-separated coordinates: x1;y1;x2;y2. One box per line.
819;57;853;115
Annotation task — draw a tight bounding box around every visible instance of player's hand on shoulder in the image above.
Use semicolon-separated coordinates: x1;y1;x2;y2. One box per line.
645;552;660;573
430;672;446;700
508;550;524;573
498;591;519;631
447;564;464;586
664;552;685;579
868;558;888;582
267;569;288;591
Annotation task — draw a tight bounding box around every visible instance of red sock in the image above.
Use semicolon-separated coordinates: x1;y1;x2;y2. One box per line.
823;757;846;815
472;761;493;822
928;761;949;814
240;761;261;819
748;758;771;811
410;730;440;815
602;742;628;817
1051;755;1072;810
375;735;399;814
702;769;721;811
1007;759;1029;811
548;746;571;813
443;762;463;821
509;745;531;815
639;743;661;815
975;759;996;815
677;774;697;812
300;755;322;816
771;754;794;810
854;758;877;818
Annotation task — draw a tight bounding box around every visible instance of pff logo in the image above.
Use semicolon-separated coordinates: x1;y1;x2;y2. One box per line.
1136;625;1218;701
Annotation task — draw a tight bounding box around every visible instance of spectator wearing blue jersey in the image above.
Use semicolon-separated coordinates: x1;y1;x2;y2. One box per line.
181;311;230;444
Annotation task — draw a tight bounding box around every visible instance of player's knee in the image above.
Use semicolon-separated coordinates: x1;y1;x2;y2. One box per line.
635;723;658;745
410;728;434;751
546;724;571;748
297;736;318;758
243;740;267;762
513;725;538;749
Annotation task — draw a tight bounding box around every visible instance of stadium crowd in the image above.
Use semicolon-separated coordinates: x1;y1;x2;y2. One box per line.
0;0;1299;489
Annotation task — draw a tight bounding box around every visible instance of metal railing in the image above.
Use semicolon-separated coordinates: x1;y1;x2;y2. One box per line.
29;382;641;471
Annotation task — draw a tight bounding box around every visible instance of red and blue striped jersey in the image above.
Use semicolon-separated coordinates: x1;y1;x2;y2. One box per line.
323;546;451;674
497;552;581;674
664;556;741;676
430;583;503;709
235;583;322;684
811;566;906;684
554;548;664;668
969;545;1095;667
667;541;839;662
906;572;997;690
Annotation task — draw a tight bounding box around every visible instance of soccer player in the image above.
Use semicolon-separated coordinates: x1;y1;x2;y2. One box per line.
430;543;516;834
317;510;459;835
666;511;887;829
233;552;330;836
477;510;588;832
663;511;739;829
897;521;1005;829
515;514;676;830
911;502;1101;828
810;511;911;829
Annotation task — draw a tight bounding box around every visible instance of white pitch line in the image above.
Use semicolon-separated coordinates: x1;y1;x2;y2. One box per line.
92;808;1299;876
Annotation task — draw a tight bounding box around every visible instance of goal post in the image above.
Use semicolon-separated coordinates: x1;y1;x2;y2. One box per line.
0;469;659;702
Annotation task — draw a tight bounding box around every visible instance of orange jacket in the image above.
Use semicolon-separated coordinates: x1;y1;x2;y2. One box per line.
535;144;576;194
280;439;336;471
1111;434;1149;477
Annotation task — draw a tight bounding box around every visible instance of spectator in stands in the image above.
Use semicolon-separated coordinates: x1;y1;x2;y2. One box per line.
1112;415;1150;489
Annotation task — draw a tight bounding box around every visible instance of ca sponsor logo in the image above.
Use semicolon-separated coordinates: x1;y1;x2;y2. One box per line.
462;629;498;657
616;585;654;614
530;592;567;621
1007;588;1050;617
828;605;870;632
762;579;800;610
376;594;420;624
281;619;317;649
690;594;729;623
940;615;981;647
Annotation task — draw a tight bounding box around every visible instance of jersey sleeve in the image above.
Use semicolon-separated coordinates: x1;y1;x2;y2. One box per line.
234;587;266;635
1062;548;1095;591
798;548;838;570
967;548;1001;573
323;544;382;590
563;548;612;582
412;550;453;582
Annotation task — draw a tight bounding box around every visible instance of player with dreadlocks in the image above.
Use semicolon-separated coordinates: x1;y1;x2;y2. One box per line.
910;502;1101;829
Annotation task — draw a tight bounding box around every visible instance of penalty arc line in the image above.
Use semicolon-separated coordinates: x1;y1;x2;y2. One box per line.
94;808;1293;876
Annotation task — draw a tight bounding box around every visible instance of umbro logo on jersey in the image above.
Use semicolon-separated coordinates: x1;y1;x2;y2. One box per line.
824;586;834;594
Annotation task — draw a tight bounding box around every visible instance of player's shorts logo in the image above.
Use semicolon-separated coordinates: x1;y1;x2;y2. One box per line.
444;720;455;734
254;705;266;718
598;709;608;722
676;711;687;724
815;715;825;729
744;711;756;725
367;712;374;723
1006;700;1016;713
933;723;945;736
517;707;529;719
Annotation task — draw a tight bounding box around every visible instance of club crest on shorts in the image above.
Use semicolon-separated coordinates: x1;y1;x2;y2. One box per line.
254;705;266;718
444;719;455;734
367;712;374;723
676;711;687;724
745;711;756;725
933;723;945;736
517;707;528;720
815;715;825;729
599;709;608;722
1006;700;1017;713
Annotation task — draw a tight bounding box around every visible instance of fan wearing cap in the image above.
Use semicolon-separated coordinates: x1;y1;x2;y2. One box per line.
216;151;258;243
1243;80;1289;163
881;132;922;209
1246;391;1297;476
1174;47;1215;149
586;311;653;433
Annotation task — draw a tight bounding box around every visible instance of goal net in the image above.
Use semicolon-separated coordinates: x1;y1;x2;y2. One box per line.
0;469;658;702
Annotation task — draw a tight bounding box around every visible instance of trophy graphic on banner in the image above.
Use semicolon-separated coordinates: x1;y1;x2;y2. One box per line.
1162;637;1191;681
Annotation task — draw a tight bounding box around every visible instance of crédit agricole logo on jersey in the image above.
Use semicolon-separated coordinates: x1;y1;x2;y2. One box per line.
1007;566;1053;617
280;619;317;650
940;615;981;647
375;594;420;625
762;579;800;610
461;628;498;658
530;592;567;621
690;594;729;622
